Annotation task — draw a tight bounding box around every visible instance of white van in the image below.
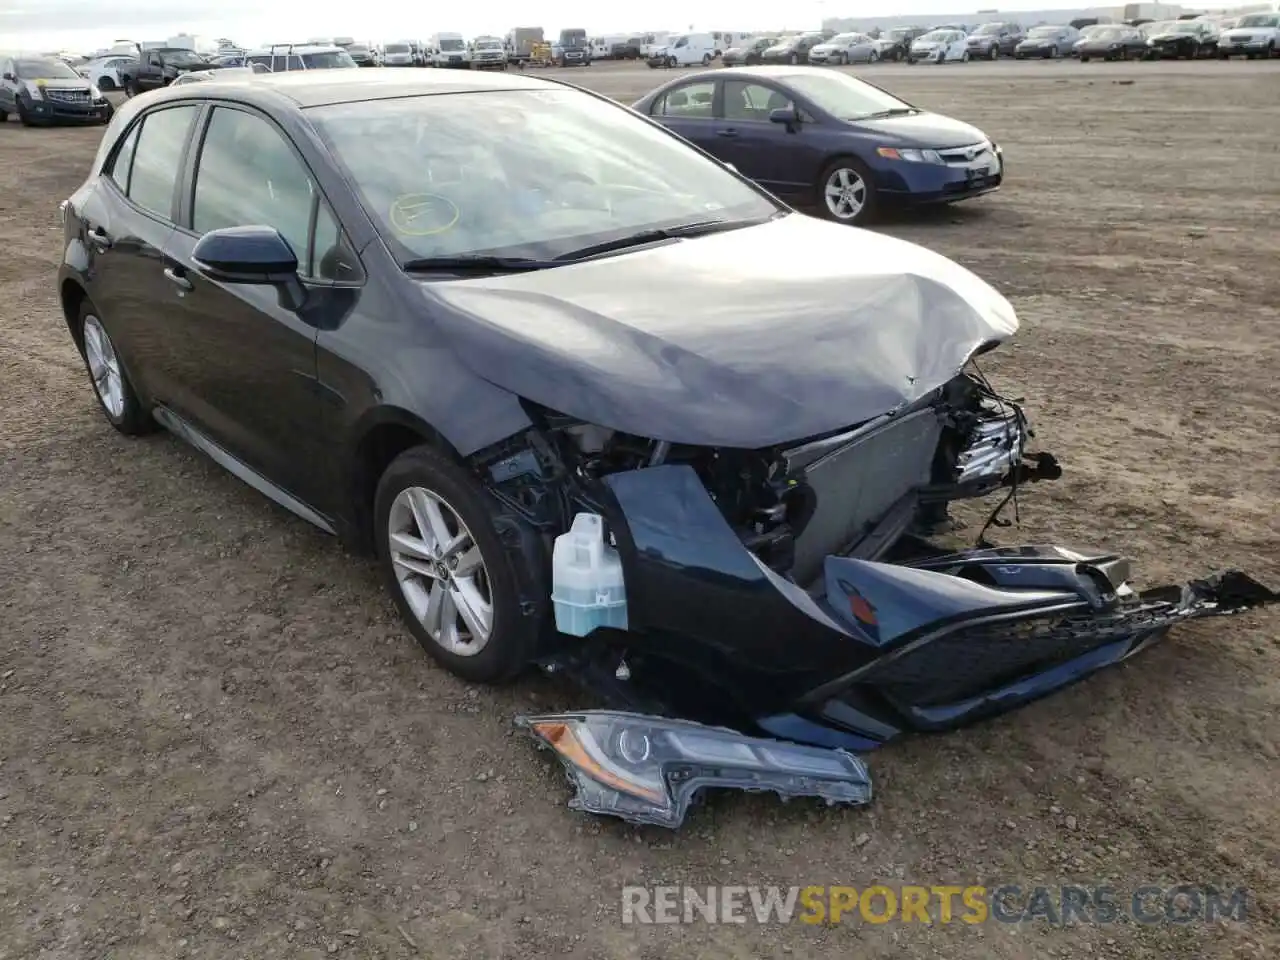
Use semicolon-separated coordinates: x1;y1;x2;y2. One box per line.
639;32;672;57
428;32;470;68
647;32;718;67
244;44;358;72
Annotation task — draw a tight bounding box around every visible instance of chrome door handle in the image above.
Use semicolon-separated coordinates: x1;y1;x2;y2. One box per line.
163;266;193;291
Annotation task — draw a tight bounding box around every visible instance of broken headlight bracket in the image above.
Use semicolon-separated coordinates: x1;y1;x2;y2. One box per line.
516;711;873;828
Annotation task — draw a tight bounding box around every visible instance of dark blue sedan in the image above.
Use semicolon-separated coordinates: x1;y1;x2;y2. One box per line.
632;66;1003;225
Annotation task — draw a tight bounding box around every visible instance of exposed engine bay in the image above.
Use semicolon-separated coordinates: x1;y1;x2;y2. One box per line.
463;366;1275;829
473;366;1061;588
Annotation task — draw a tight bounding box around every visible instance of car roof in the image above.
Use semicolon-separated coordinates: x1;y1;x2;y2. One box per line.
138;65;562;108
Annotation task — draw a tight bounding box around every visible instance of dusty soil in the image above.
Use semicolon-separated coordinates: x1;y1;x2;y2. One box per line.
1;61;1277;960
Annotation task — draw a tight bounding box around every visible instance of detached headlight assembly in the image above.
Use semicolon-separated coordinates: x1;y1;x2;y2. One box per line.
90;84;103;100
877;146;945;164
25;82;45;100
518;711;872;828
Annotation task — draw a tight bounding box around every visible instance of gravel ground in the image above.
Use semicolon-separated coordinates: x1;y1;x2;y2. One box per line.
1;60;1278;960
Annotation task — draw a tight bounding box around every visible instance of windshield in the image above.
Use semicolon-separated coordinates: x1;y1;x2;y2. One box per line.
781;71;912;119
919;30;957;42
560;30;586;43
888;28;913;40
1092;28;1125;40
1170;22;1200;33
440;37;464;51
1143;21;1174;33
476;40;502;49
830;33;862;44
973;23;1005;35
307;89;777;263
302;50;357;68
1028;26;1060;37
16;58;81;79
1078;25;1107;37
1238;14;1279;26
386;43;409;53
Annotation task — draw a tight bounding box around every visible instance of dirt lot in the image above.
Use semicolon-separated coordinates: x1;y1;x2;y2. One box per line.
1;60;1277;960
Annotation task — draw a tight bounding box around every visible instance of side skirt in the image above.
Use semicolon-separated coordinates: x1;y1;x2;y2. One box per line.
152;405;337;536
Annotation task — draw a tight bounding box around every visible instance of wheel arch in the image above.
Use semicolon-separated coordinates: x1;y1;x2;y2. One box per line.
59;277;89;349
346;406;464;554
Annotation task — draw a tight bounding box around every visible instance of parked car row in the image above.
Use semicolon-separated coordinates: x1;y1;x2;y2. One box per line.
707;14;1277;68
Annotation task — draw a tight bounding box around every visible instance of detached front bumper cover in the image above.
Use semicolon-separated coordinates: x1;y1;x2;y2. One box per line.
516;711;872;828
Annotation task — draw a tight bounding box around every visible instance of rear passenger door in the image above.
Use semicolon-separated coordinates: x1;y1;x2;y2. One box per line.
646;78;719;152
83;103;200;406
161;104;364;508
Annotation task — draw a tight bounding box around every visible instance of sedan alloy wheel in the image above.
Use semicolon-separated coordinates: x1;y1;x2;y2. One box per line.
388;486;493;657
822;165;869;223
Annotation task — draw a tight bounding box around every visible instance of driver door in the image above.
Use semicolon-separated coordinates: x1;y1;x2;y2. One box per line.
160;104;363;509
715;79;821;196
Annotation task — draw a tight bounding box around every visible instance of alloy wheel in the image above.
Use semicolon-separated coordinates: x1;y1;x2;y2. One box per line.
824;167;866;221
82;314;125;419
388;486;493;657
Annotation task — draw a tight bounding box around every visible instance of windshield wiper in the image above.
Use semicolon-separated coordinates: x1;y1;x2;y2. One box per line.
854;107;919;120
401;255;559;274
553;219;754;262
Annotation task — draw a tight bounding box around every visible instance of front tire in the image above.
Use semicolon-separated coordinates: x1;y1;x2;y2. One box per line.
818;158;876;226
375;445;541;684
76;301;155;435
702;53;712;65
961;50;970;62
17;100;34;126
788;53;798;64
868;50;879;63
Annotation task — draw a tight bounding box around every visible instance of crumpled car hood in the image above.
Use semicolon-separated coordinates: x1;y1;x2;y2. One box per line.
423;213;1018;448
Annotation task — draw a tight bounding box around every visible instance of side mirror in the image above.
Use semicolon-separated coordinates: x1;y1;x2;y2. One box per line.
192;226;305;310
2;72;14;82
769;107;799;127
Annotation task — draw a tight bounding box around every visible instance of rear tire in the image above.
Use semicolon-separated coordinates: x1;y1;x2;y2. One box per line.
75;300;155;436
989;45;999;60
99;76;116;91
375;444;543;684
702;53;711;65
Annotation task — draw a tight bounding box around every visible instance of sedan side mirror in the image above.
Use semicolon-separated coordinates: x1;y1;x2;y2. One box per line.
769;107;800;128
192;225;305;310
2;72;14;82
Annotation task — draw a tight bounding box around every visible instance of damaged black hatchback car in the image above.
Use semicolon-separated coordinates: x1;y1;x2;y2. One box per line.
59;70;1275;779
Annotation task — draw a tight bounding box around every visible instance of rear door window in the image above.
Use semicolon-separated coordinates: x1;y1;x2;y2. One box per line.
125;105;200;219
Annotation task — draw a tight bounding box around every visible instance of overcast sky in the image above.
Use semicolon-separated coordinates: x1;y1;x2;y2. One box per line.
4;0;1130;52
